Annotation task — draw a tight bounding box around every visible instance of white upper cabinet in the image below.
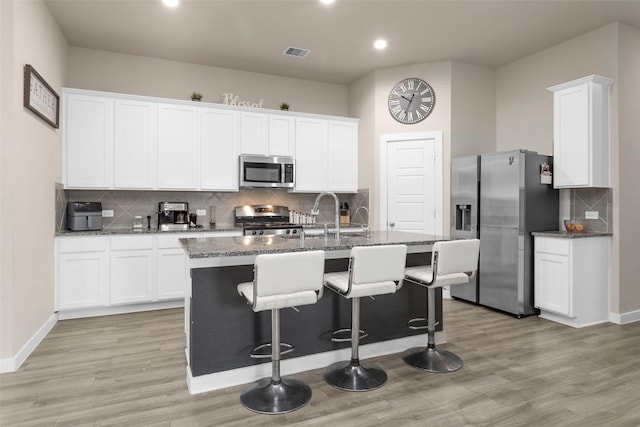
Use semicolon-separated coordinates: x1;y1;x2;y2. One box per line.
157;103;199;189
327;120;358;192
548;75;614;188
239;111;269;155
62;88;357;193
64;93;114;188
114;99;157;189
200;108;238;191
239;112;296;156
268;115;296;156
294;117;358;193
294;117;327;192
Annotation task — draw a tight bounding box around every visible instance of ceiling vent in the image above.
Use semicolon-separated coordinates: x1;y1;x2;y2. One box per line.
283;46;311;58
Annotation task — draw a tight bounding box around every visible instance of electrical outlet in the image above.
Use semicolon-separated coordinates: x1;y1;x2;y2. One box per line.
585;211;599;220
196;209;207;216
102;209;114;217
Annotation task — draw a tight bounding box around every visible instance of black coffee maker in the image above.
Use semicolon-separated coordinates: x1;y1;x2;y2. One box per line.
158;202;189;231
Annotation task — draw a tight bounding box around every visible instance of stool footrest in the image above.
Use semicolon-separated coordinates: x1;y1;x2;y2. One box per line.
250;342;294;359
408;317;439;330
330;328;368;343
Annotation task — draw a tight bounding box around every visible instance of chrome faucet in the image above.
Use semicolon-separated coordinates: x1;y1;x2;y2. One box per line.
354;206;371;238
311;192;340;239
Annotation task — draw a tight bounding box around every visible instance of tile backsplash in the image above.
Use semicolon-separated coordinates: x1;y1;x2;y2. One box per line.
56;185;369;231
568;187;612;233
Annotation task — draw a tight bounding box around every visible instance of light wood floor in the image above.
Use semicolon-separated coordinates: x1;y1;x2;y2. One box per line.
1;300;639;426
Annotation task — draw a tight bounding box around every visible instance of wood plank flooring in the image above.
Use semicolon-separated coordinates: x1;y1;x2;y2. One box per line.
1;300;639;426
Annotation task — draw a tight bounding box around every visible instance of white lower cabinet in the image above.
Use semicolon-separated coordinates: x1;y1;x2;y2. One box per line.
56;231;242;316
157;249;188;300
57;237;108;310
534;236;610;328
110;236;154;304
156;233;201;301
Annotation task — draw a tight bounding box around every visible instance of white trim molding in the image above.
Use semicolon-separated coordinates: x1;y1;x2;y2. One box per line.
609;309;640;325
187;331;446;394
0;314;58;373
57;300;183;320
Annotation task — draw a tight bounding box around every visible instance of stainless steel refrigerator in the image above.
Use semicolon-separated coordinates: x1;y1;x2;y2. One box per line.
450;155;480;303
450;150;559;316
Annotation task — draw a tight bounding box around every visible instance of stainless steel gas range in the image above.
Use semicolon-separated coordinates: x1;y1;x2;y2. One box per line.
235;205;302;236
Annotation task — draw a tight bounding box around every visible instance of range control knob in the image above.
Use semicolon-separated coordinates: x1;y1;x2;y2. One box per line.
286;229;291;234
259;230;264;235
251;230;257;235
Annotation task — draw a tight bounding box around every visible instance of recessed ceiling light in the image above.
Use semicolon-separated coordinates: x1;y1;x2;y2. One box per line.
162;0;179;8
374;39;388;50
320;0;335;5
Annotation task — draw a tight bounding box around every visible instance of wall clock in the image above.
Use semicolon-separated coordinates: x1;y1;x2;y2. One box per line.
388;78;435;124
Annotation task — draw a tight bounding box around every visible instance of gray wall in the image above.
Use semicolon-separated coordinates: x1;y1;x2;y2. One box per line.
1;0;68;362
495;22;640;316
67;47;349;117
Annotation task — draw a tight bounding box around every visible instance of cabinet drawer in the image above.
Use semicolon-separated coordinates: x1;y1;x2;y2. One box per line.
535;237;570;256
111;235;154;250
58;236;107;253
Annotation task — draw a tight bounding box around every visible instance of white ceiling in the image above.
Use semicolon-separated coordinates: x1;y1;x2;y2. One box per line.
44;0;640;85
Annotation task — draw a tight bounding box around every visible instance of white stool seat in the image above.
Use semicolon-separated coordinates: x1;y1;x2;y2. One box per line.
403;239;479;373
323;272;397;298
236;250;325;415
237;282;319;311
323;244;407;392
402;266;472;288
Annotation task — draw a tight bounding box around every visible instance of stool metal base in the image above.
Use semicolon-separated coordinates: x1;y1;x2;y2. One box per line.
240;377;312;415
323;359;387;392
402;346;463;373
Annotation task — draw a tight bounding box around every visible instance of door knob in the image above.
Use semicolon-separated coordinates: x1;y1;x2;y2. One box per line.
389;221;395;227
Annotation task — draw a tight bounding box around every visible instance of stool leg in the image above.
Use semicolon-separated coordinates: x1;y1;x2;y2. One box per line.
240;308;312;414
323;297;387;391
402;287;463;373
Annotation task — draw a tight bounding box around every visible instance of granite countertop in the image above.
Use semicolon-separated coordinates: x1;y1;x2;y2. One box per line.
55;226;241;237
179;230;445;259
531;230;613;239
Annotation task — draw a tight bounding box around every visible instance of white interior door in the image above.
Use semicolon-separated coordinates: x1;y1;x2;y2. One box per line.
380;132;443;235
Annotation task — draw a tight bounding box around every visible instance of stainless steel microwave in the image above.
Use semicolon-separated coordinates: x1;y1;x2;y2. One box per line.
240;154;295;189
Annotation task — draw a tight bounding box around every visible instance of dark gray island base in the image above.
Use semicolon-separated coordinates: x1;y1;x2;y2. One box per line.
180;231;447;394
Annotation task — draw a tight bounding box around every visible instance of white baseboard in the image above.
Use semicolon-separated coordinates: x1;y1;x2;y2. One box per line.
187;331;446;394
609;309;640;325
57;300;184;320
0;313;58;373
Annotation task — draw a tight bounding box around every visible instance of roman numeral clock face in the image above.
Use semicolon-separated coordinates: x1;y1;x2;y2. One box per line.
388;78;435;124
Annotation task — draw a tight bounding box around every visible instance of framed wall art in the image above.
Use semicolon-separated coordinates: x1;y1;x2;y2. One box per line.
23;64;60;128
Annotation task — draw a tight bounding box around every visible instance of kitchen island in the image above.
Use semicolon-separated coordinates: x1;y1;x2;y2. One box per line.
179;230;447;394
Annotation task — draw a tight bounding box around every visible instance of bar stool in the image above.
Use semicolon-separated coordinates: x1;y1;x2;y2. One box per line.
323;244;407;391
403;239;480;373
236;250;325;414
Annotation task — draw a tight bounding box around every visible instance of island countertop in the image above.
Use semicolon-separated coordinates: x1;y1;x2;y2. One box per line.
179;230;445;260
183;229;447;393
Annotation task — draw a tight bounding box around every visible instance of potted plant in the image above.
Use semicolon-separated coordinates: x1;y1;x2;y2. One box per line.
279;102;290;111
191;92;203;102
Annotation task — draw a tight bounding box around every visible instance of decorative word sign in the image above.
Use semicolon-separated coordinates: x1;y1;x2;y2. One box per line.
222;92;264;108
24;64;60;128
